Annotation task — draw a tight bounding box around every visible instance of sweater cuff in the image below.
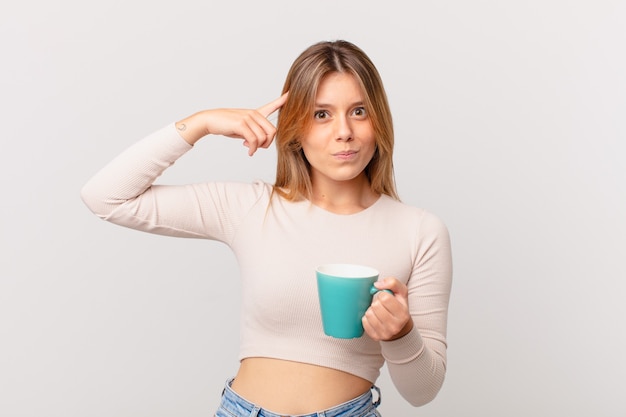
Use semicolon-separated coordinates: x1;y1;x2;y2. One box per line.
380;326;425;365
165;122;194;152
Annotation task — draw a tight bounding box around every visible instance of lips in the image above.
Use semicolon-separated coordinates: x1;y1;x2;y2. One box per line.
333;151;357;161
333;150;358;157
333;150;358;161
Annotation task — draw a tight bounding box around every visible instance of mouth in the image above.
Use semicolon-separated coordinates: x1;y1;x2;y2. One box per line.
333;150;358;157
332;150;358;161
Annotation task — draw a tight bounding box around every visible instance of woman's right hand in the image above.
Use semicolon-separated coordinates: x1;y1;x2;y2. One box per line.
175;93;288;155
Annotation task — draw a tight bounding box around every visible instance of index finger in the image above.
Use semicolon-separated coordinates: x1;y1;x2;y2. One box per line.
257;92;289;118
374;277;408;297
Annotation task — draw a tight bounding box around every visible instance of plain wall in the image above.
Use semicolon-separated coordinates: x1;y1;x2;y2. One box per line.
1;1;624;416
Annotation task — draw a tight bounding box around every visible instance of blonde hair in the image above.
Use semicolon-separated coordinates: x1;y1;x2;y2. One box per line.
274;40;398;201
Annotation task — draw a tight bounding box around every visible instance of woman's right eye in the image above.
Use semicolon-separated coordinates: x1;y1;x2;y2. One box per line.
314;110;328;119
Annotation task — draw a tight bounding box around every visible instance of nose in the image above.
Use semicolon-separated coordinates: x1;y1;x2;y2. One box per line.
335;115;353;142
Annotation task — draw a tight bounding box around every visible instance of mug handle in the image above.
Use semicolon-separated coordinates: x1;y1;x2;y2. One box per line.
369;286;393;296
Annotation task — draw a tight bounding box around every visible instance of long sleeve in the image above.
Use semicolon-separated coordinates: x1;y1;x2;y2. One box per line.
381;212;453;406
80;123;266;243
81;123;454;405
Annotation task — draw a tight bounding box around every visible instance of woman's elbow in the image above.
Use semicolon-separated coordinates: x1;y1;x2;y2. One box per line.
80;182;113;219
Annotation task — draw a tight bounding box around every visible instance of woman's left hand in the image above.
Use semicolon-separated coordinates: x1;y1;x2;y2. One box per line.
362;277;413;341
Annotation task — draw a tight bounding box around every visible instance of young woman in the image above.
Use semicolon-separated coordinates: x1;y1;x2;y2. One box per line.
81;40;452;417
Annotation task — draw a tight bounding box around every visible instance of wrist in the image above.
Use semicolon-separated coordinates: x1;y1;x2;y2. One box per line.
175;111;210;145
389;318;414;341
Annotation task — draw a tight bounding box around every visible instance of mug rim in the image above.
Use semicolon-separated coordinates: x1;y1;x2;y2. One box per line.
316;263;379;278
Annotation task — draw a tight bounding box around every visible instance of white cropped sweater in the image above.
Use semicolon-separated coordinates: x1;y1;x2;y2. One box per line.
80;124;453;406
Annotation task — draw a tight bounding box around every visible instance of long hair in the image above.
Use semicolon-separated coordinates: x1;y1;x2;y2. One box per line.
274;40;398;201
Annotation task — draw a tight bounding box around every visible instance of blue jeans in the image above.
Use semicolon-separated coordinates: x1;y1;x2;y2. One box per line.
214;378;382;417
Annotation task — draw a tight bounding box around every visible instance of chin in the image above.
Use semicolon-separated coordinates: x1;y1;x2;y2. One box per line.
330;172;366;183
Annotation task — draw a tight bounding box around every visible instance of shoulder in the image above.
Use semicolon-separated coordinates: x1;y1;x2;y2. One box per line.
206;179;272;193
219;180;273;196
377;196;450;238
200;180;274;209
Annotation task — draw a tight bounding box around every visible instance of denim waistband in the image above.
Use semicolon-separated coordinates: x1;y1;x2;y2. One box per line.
218;378;381;417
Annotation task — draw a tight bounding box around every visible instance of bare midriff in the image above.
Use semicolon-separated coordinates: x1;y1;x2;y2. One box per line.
230;357;373;415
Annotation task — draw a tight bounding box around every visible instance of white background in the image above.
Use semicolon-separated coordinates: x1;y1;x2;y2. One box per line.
1;1;624;416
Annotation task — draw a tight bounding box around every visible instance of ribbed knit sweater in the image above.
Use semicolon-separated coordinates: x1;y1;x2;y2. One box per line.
80;124;453;406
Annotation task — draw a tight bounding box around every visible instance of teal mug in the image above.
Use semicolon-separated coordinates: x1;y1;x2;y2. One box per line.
316;264;391;339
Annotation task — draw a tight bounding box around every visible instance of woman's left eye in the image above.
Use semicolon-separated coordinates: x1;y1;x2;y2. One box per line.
352;107;367;117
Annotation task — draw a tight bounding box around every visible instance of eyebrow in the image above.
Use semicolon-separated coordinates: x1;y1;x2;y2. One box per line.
314;101;365;109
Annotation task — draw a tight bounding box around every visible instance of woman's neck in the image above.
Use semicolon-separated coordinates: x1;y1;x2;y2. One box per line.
309;175;379;214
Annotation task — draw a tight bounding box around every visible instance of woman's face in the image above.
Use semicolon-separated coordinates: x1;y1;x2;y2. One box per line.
300;72;376;188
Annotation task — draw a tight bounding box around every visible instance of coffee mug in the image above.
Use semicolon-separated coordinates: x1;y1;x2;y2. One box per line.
316;263;391;339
